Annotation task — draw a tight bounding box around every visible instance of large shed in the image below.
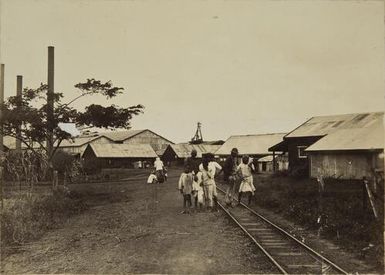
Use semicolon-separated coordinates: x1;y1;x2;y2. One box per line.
269;112;384;177
82;143;158;172
101;129;174;156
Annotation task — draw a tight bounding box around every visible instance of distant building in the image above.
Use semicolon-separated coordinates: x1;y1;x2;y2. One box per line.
101;129;174;156
215;133;287;173
162;143;221;165
82;143;158;172
269;112;384;178
58;134;113;156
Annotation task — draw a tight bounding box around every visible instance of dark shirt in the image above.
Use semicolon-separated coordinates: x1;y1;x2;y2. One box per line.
223;156;238;181
185;157;201;174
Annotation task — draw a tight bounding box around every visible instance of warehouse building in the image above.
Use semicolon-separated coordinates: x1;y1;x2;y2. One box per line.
101;129;174;156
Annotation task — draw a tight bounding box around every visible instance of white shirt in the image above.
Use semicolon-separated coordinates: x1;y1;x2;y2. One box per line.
154;159;164;171
147;174;157;184
199;162;219;185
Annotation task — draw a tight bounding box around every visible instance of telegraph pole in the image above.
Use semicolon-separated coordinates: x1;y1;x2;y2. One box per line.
47;46;54;180
16;75;22;152
0;64;4;208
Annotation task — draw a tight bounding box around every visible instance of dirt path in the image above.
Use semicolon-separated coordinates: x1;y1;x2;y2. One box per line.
2;170;277;274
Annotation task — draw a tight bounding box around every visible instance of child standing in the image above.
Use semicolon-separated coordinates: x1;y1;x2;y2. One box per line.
237;155;256;206
178;167;194;214
192;171;204;210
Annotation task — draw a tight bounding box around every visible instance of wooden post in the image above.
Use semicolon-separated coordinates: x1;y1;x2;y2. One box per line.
0;64;4;153
364;179;378;219
363;177;368;211
272;151;276;173
47;46;54;183
16;75;22;152
0;64;4;209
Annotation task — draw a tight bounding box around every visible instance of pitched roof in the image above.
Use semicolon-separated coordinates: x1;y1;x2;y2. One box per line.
285;112;383;138
169;143;221;158
84;143;157;158
58;135;109;147
100;130;146;142
305;121;384;152
100;129;174;144
3;136;41;150
216;133;287;155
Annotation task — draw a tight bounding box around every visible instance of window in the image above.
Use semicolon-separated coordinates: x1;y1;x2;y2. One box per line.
297;146;308;158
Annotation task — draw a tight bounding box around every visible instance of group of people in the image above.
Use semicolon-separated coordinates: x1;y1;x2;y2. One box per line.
178;148;257;213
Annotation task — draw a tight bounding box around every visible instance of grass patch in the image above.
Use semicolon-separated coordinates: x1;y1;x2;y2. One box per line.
1;189;88;252
254;174;384;267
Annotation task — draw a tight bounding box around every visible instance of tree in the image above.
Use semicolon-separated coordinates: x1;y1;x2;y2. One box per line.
1;78;144;161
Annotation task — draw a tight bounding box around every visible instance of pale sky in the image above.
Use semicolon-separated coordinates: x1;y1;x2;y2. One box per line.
0;0;384;143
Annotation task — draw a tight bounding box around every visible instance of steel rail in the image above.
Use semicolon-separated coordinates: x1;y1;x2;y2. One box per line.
216;200;288;274
216;185;349;275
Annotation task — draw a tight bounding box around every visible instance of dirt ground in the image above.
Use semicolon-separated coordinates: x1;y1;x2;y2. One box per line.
1;169;277;274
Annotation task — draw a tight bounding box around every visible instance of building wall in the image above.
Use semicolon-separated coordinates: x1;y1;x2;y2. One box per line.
286;136;322;176
309;151;384;179
123;130;172;152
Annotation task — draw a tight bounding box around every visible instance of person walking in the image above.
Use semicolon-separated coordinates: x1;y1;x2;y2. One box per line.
222;148;239;207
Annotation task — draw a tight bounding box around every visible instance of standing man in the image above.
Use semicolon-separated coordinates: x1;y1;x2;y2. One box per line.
222;148;239;207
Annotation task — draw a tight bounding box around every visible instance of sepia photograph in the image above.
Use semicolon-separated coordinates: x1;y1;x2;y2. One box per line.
0;0;384;274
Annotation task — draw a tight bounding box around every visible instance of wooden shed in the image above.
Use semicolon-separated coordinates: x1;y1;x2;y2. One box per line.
269;112;384;177
82;143;158;173
305;121;384;179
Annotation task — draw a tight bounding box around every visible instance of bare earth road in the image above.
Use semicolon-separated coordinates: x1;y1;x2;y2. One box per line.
2;169;277;274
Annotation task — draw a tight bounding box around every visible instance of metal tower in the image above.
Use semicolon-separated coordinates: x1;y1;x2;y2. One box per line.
190;122;203;144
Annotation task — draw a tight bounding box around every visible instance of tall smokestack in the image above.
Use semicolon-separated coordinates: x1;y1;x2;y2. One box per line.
47;46;54;158
16;75;22;152
0;64;4;153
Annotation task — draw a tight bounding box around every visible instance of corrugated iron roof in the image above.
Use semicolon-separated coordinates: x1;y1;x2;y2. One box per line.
100;129;174;144
216;133;287;155
169;143;221;158
58;135;106;147
305;121;384;152
285;112;383;138
86;143;157;158
257;155;275;162
100;130;146;142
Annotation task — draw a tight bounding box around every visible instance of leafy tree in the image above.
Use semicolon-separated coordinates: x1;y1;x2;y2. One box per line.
1;78;144;160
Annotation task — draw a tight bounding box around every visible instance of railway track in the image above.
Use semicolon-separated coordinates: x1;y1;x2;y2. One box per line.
216;186;349;275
